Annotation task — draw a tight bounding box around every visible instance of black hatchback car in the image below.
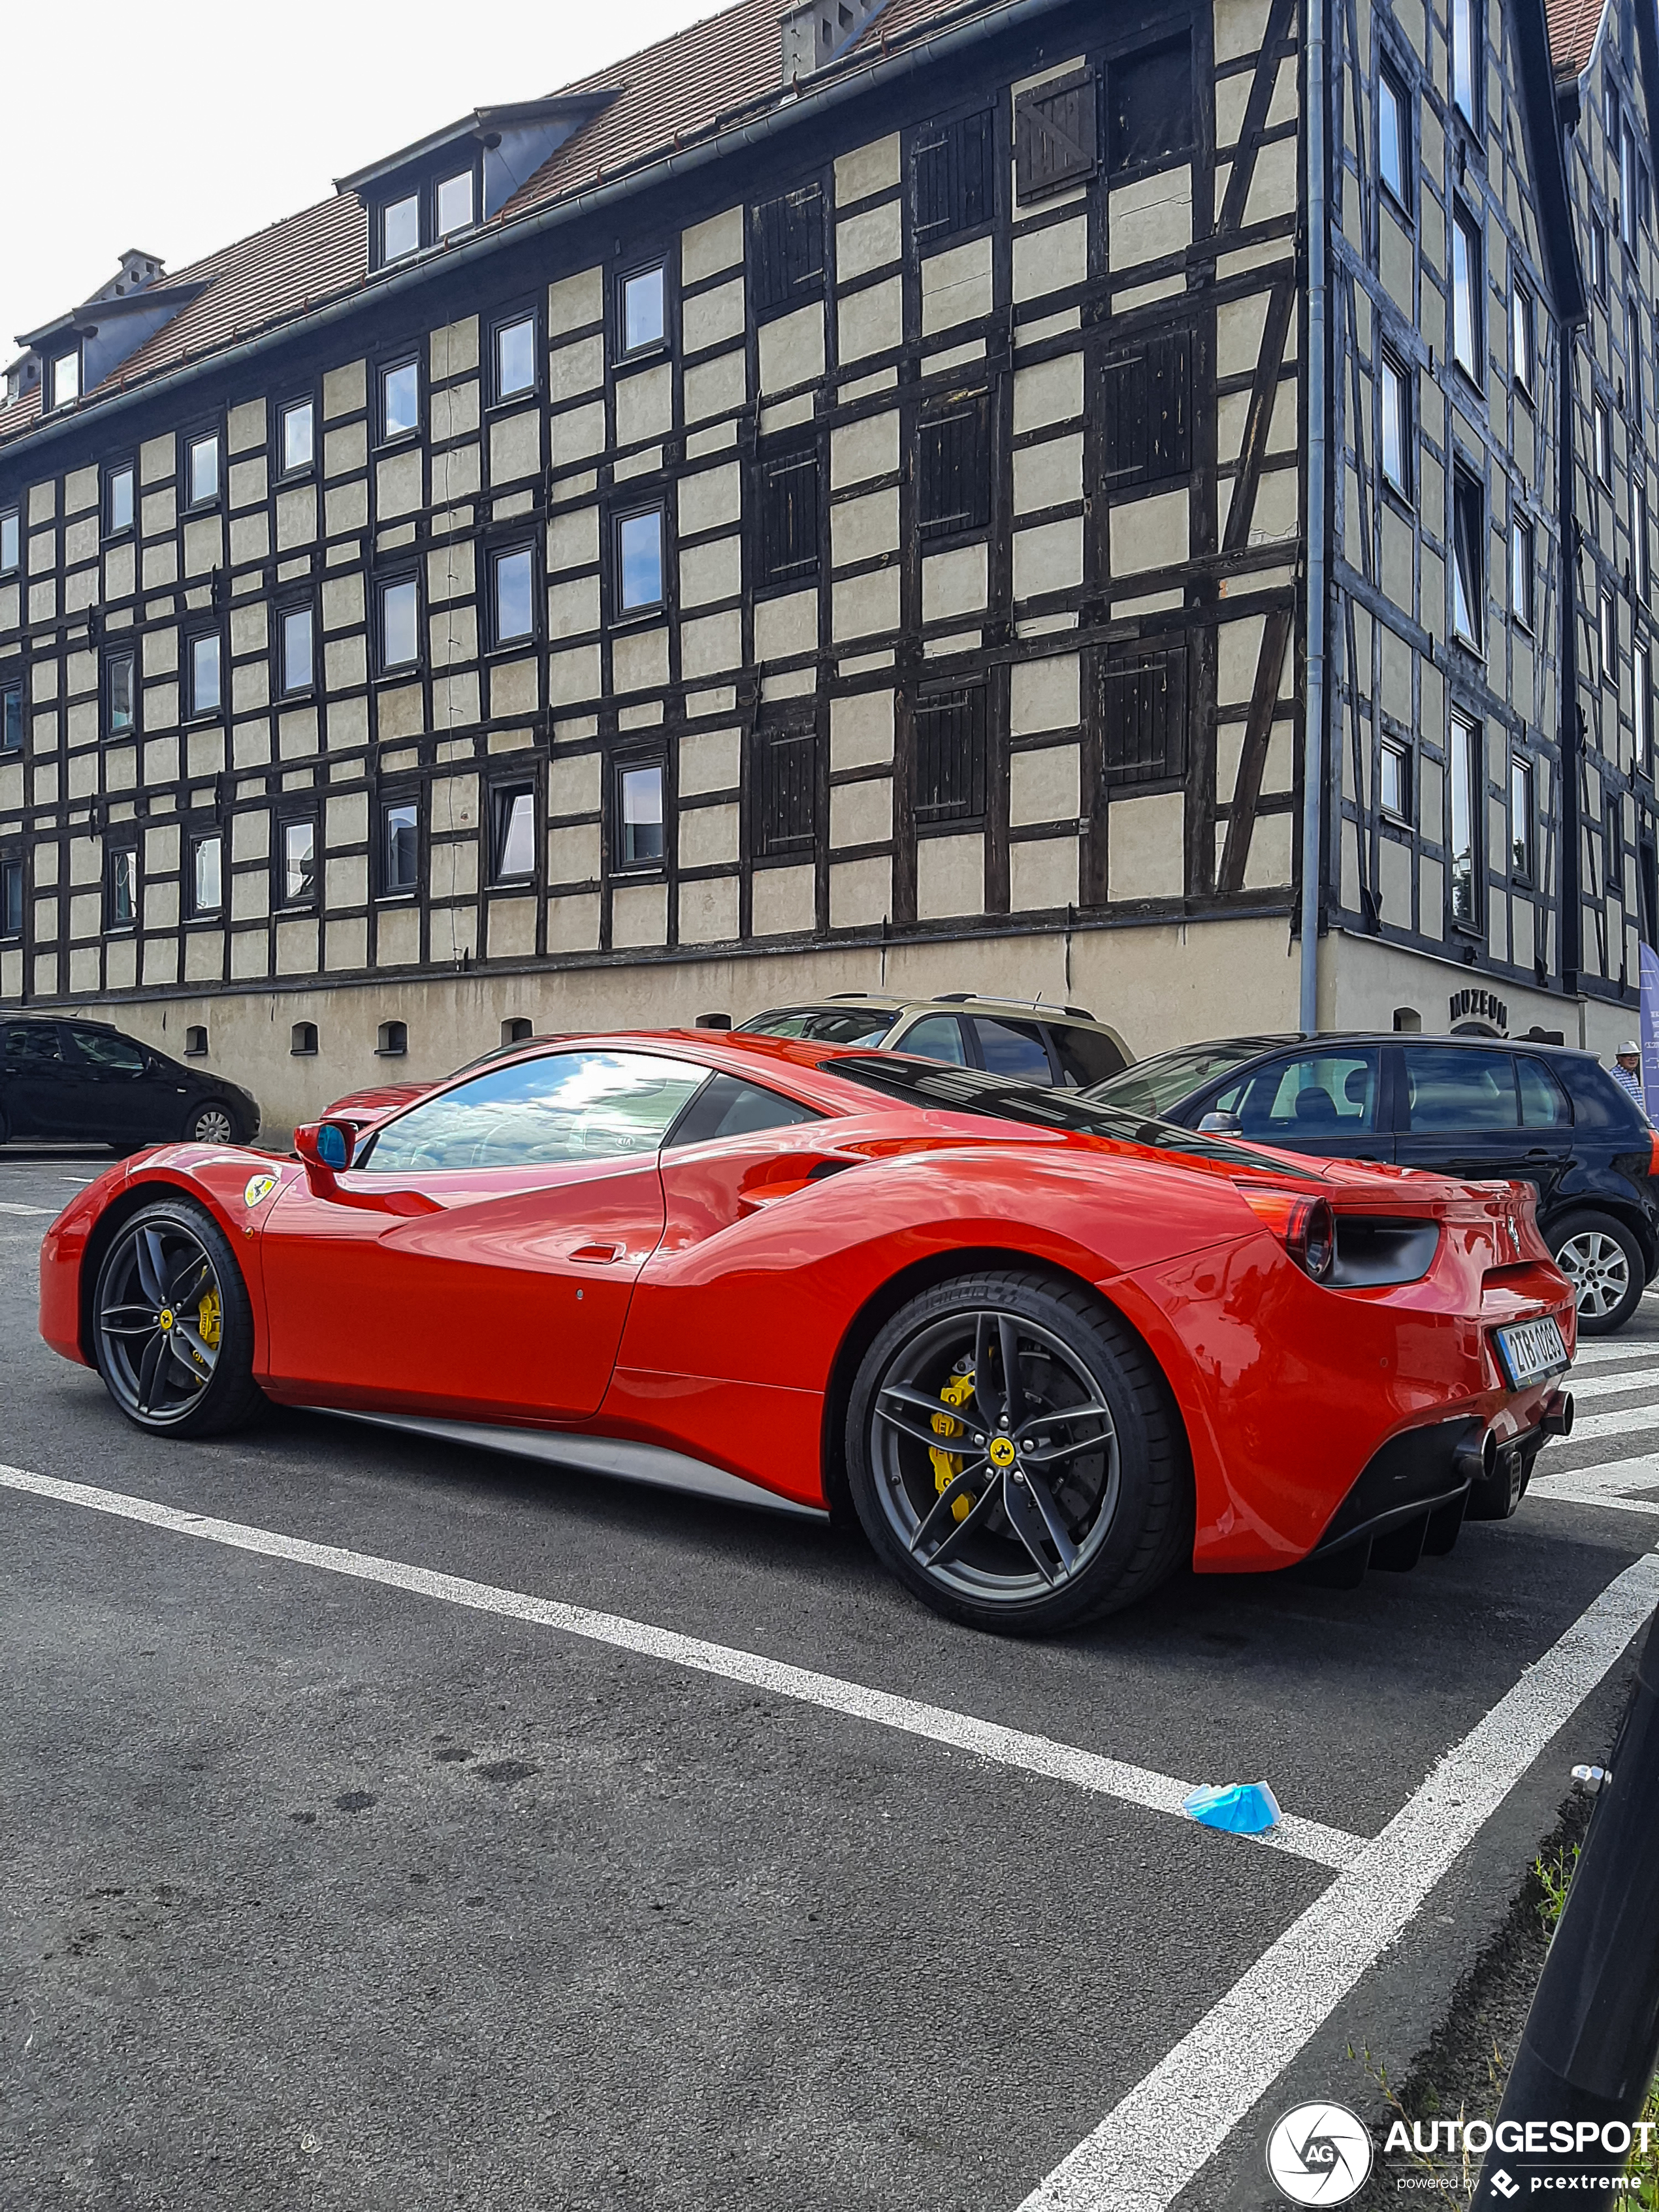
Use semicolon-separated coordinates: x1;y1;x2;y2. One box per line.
0;1018;261;1151
1086;1033;1659;1334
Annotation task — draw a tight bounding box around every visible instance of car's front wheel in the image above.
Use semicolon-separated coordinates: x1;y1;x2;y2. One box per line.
92;1198;263;1437
845;1271;1191;1635
184;1102;236;1145
1550;1209;1647;1336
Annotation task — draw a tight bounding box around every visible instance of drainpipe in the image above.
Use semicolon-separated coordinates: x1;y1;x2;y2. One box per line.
1299;0;1330;1037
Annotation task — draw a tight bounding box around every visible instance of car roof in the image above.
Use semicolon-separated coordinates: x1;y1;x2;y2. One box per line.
751;993;1110;1024
1129;1031;1603;1067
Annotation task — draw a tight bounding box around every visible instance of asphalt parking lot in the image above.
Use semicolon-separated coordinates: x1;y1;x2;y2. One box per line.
3;1146;1657;2212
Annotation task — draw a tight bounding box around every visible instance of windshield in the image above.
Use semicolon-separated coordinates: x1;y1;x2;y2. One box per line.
1085;1039;1287;1118
741;1006;899;1046
821;1054;1317;1173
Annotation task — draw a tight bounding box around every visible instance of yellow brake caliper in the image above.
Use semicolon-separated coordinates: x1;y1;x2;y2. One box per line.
929;1366;977;1522
196;1287;222;1353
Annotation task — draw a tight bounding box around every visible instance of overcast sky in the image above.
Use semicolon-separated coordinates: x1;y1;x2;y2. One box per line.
1;0;716;355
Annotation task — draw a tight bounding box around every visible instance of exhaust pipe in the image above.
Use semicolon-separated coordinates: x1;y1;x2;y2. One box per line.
1541;1389;1575;1439
1455;1426;1500;1488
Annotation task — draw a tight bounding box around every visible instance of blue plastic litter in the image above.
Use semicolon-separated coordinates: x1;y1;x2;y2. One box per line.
1183;1780;1283;1835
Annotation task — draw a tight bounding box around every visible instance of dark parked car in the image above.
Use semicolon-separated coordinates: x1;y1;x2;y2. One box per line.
1086;1032;1659;1333
0;1018;260;1151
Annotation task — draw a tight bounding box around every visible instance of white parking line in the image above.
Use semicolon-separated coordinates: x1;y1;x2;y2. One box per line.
1554;1400;1659;1443
0;1461;1362;1872
0;1202;53;1217
1562;1366;1659;1402
1020;1538;1659;2212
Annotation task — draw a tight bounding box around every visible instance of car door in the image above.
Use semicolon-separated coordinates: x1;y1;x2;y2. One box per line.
1;1022;83;1138
1394;1044;1558;1195
888;1013;973;1065
964;1014;1056;1083
61;1026;178;1144
1198;1045;1394;1162
259;1048;709;1423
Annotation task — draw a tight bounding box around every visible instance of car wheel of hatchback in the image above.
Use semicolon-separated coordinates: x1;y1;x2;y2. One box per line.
92;1198;264;1437
1550;1209;1647;1335
845;1270;1192;1635
185;1103;236;1145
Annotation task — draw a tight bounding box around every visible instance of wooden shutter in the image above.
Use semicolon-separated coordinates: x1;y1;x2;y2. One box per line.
912;109;994;246
753;726;818;856
749;185;824;314
1014;71;1097;204
1100;332;1192;488
758;438;820;586
918;393;991;539
914;684;988;824
1101;643;1187;788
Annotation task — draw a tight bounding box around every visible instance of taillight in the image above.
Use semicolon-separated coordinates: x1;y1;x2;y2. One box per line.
1238;1187;1338;1280
1648;1130;1659;1178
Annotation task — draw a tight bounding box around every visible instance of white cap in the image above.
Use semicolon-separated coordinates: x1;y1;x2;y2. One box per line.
1620;1040;1641;1055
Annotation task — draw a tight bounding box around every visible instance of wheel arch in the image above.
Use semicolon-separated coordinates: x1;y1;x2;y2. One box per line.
76;1178;250;1366
1541;1196;1658;1282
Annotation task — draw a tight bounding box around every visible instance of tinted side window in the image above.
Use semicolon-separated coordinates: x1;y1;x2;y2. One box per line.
1216;1050;1380;1136
970;1017;1054;1082
1517;1057;1573;1129
1047;1024;1127;1087
67;1029;146;1076
3;1023;63;1064
666;1074;822;1147
361;1051;707;1172
1402;1046;1519;1130
895;1015;971;1065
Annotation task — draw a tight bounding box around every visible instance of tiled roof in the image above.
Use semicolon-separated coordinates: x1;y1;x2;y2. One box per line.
0;0;1006;456
1546;0;1607;82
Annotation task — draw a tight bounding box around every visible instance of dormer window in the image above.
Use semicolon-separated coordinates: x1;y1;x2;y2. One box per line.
382;193;420;263
50;347;80;409
436;168;475;235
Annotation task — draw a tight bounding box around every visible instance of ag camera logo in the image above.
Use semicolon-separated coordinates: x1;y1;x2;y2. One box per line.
1265;2101;1375;2204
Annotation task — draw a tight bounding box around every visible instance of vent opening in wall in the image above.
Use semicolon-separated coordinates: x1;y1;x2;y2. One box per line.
184;1025;208;1057
1392;1007;1423;1032
502;1018;533;1046
291;1021;318;1056
377;1020;408;1057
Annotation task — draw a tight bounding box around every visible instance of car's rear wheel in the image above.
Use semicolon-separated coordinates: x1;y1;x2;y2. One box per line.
92;1198;263;1437
845;1271;1191;1635
1550;1210;1646;1335
185;1102;236;1145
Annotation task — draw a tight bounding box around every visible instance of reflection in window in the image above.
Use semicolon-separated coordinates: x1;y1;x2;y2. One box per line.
281;605;314;694
1379;65;1408;206
382;194;419;261
665;1072;821;1146
361;1051;709;1172
282;399;314;474
494;786;536;880
738;1006;898;1046
0;684;20;752
1511;282;1534;394
107;848;137;928
1380;739;1409;819
1451;468;1483;652
0;859;22;938
1214;1050;1381;1138
1451;0;1477;121
283;819;316;906
381;577;419;668
1403;1046;1518;1130
52;351;80;408
188;433;219;506
897;1015;970;1065
622;265;666;353
107;464;135;534
1449;711;1481;927
192;833;222;916
1379;351;1408;493
436;169;474;235
619;762;664;866
0;508;18;572
496;315;536;399
382;359;419;439
108;652;136;735
1510;755;1534;877
1451;208;1479;377
383;801;419;893
191;633;222;716
493;546;534;642
618;509;664;611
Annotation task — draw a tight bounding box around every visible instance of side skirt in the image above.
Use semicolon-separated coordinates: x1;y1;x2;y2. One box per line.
314;1409;830;1521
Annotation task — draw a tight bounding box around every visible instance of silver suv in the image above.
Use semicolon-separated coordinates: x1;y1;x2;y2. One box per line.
733;993;1131;1087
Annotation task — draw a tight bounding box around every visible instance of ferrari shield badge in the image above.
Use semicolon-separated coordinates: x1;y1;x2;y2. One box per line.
243;1172;280;1209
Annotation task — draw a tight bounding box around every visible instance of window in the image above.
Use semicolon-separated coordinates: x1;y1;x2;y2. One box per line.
495;314;536;400
106;847;137;930
492;785;536;880
382;193;419;263
756;436;820;585
189;632;222;717
1451;206;1480;378
1102;641;1187;787
616;507;665;613
436;168;474;236
912;107;993;246
749;185;824;315
1637;479;1651;601
280;399;314;475
0;858;22;938
1607;792;1625;890
280;603;314;695
971;1016;1056;1084
1510;755;1534;877
1402;1046;1517;1130
187;432;219;507
664;1074;822;1147
184;1025;208;1056
1595;395;1613;488
381;800;419;895
0;507;17;573
1451;466;1484;652
282;819;317;906
1622;124;1637;248
1449;711;1482;927
502;1018;534;1047
1602;586;1619;685
1100;330;1192;488
617;761;665;868
1519;1055;1572;1129
67;1026;146;1076
0;683;20;753
492;545;535;644
1014;69;1097;203
191;833;222;916
378;1019;408;1057
1379;62;1409;208
291;1021;318;1057
620;265;666;355
1214;1049;1382;1140
1379;739;1410;819
913;683;988;825
379;576;419;669
1511;281;1534;395
359;1050;708;1174
752;725;818;857
1379;349;1409;494
1637;635;1652;765
918;394;990;538
1451;0;1477;123
381;358;419;441
106;462;135;535
1108;38;1193;174
1592;212;1609;299
1511;513;1534;628
896;1014;971;1065
50;349;80;409
106;649;136;735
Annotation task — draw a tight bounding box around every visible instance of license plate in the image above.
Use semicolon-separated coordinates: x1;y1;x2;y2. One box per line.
1494;1316;1570;1390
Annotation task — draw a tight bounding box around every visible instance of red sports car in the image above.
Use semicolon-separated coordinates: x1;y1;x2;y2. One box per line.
39;1032;1577;1635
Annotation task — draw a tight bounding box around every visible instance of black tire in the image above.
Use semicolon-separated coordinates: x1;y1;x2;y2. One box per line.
0;1103;9;1146
184;1101;238;1146
1549;1209;1647;1336
845;1270;1192;1635
91;1197;264;1438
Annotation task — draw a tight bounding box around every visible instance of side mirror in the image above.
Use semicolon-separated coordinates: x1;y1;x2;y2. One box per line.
294;1119;355;1192
1197;1110;1244;1136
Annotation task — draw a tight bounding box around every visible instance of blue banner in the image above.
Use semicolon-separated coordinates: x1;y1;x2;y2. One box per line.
1641;940;1659;1122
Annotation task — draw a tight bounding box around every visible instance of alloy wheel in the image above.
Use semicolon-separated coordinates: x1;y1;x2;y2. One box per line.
1554;1230;1632;1321
866;1308;1121;1607
95;1220;224;1424
189;1106;234;1144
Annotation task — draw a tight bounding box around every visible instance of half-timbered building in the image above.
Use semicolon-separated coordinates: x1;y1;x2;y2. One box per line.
0;0;1645;1129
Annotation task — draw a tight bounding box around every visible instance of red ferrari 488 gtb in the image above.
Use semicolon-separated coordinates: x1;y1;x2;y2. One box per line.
40;1031;1577;1635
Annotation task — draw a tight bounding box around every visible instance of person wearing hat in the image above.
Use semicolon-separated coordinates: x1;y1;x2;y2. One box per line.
1611;1040;1646;1106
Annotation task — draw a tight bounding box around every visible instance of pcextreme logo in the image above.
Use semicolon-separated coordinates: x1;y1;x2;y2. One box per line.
1266;2102;1375;2204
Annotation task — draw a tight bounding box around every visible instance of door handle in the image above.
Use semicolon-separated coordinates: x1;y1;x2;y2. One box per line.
568;1241;626;1263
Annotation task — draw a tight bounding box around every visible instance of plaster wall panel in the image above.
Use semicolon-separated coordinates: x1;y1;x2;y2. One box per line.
916;833;984;919
681;207;744;284
832;411;899;489
679;876;740;943
1011;836;1079;910
1014;217;1088;302
1110;791;1185;899
751;863;816;936
685;350;747;423
840;278;905;363
684;279;746;354
616;366;674;448
759;306;826;395
922;237;994;333
835;135;900;201
549;268;604;336
551;335;605;401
